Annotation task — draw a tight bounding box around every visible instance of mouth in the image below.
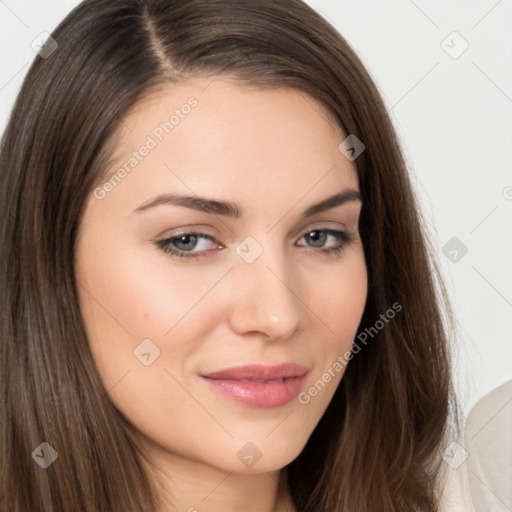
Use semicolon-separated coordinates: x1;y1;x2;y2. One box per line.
200;363;309;408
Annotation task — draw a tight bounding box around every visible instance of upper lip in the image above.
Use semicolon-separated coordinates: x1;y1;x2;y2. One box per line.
200;363;309;381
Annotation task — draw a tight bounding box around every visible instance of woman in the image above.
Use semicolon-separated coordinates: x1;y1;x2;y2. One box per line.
0;0;464;510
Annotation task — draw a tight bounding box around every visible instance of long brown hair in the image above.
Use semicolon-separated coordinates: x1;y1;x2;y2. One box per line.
0;0;456;510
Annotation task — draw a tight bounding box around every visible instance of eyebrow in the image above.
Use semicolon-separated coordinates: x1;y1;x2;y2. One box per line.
133;189;362;219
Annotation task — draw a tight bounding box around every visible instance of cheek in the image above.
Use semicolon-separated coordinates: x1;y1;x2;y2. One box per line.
75;227;229;392
307;253;368;350
78;224;229;330
295;252;367;406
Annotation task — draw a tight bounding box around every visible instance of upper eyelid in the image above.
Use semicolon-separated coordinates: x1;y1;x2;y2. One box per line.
163;222;350;240
161;226;350;250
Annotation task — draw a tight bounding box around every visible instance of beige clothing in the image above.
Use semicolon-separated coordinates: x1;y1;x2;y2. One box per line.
465;379;512;512
438;455;476;511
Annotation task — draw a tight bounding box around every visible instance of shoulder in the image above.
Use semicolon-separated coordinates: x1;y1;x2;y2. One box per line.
464;379;512;512
465;379;512;436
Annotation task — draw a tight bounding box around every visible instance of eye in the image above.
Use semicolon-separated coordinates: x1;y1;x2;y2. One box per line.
156;227;355;261
156;232;221;260
296;228;355;255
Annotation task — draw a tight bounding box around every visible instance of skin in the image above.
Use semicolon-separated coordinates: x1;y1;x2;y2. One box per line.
75;77;368;512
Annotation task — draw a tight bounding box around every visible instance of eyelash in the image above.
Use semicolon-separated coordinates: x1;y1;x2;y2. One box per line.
156;228;356;261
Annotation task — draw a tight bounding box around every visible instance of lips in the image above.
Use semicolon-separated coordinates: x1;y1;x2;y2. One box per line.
200;363;309;408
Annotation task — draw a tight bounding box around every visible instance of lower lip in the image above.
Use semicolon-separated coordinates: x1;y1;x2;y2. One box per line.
202;374;308;408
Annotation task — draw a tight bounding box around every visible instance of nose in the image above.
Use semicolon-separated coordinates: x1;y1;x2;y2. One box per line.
226;246;302;341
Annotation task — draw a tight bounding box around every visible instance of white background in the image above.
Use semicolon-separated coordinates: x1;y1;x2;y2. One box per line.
1;0;511;418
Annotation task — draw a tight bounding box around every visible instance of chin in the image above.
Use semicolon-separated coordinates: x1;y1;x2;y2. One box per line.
217;436;308;475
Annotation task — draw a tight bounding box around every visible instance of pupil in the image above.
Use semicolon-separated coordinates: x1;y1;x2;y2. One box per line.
308;231;326;247
175;234;198;251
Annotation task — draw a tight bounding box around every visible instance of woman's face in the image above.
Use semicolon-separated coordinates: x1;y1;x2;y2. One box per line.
75;78;367;475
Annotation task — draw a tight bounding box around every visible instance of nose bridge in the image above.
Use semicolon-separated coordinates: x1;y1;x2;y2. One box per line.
228;237;301;339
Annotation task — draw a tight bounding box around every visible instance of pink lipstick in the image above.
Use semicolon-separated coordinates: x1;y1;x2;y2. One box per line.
200;363;309;408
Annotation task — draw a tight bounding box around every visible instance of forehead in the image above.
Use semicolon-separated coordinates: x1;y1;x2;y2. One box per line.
96;78;359;211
